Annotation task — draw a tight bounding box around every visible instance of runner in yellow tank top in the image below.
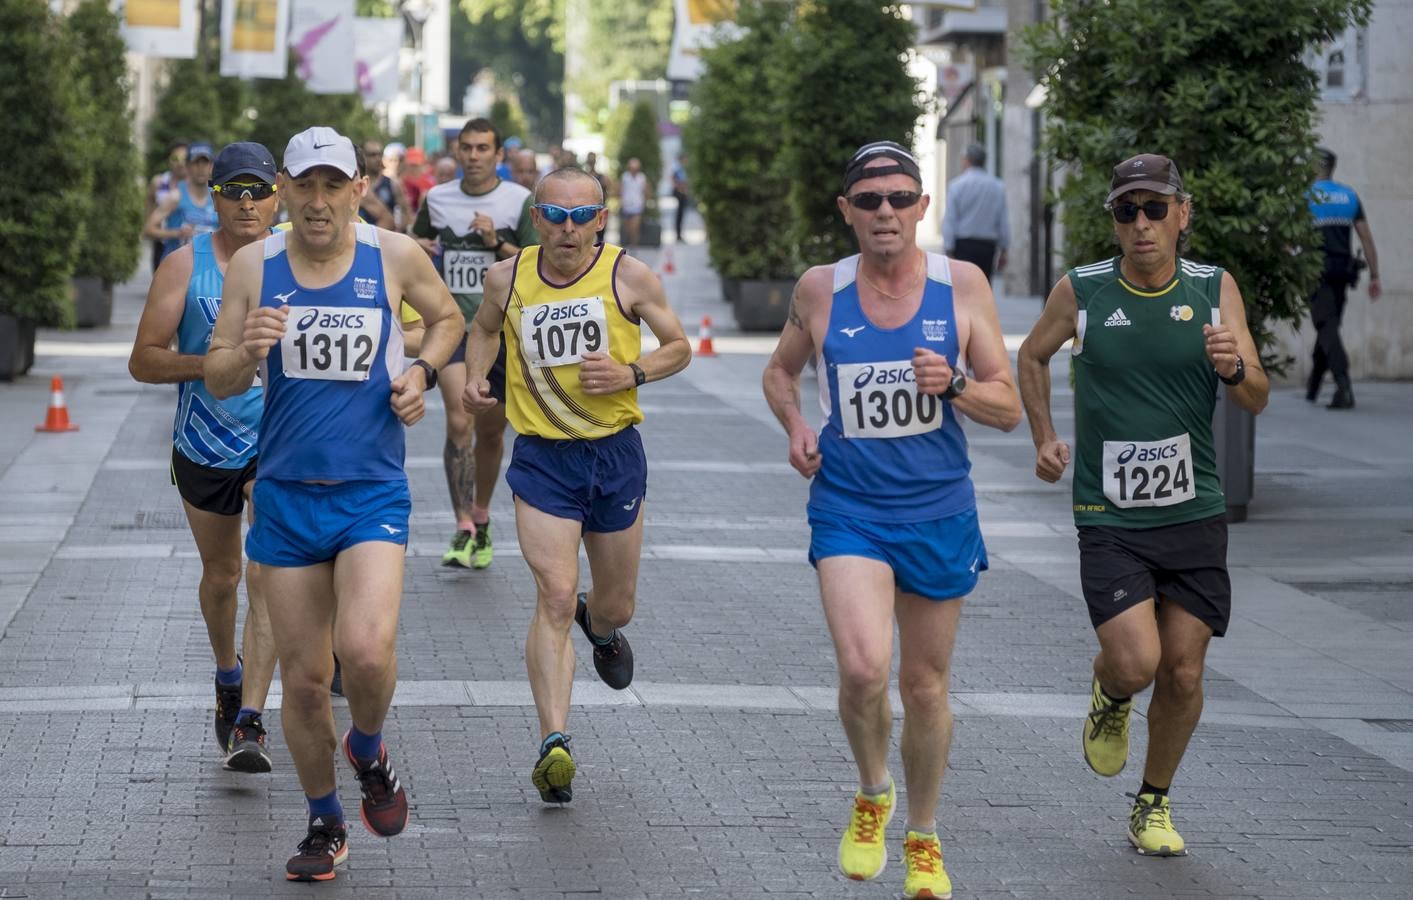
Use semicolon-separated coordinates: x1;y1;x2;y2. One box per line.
463;166;691;806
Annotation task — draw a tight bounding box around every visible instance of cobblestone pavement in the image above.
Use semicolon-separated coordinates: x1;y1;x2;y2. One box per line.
0;222;1409;898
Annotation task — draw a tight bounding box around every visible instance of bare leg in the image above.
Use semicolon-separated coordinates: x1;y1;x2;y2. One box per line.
262;562;339;797
580;504;645;634
180;499;243;671
894;592;963;831
471;403;507;519
238;481;276;710
1093;599;1162;699
439;362;474;524
331;541;407;736
1142;600;1213;788
516;499;585;739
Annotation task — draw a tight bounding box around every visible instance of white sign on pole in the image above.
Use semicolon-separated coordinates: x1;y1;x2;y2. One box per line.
666;0;738;82
353;17;404;105
113;0;198;59
220;0;290;79
290;0;356;94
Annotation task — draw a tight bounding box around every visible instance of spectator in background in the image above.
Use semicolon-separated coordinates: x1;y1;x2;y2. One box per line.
361;140;413;230
402;146;433;214
147;140;188;271
942;142;1010;282
618;157;648;248
671;154;691;244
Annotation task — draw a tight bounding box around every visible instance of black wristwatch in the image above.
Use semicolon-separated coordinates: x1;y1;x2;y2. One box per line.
629;362;647;387
941;370;967;401
1218;356;1245;386
410;358;438;390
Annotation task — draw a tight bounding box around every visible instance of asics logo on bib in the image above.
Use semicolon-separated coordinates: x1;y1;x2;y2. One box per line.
1116;442;1181;465
532;303;591;326
297;310;367;330
852;365;915;389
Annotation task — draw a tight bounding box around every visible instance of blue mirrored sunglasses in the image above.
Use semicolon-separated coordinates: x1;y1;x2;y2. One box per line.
533;203;604;225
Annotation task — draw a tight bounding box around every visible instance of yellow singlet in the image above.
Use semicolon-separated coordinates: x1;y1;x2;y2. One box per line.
504;244;643;440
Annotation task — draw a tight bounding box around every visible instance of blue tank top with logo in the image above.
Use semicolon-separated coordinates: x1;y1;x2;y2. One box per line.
256;223;406;482
808;253;974;522
162;181;220;258
172;233;262;468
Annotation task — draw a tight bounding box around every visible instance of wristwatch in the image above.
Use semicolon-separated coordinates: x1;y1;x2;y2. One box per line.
1217;356;1245;386
410;358;438;390
629;362;647;387
941;370;967;401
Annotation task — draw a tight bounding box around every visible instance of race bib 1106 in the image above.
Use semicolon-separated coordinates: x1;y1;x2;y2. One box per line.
521;296;608;368
280;306;383;382
443;249;495;294
836;359;943;439
1102;433;1195;508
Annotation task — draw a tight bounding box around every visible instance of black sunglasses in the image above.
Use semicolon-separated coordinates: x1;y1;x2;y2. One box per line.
1110;200;1173;224
212;181;277;201
846;191;922;211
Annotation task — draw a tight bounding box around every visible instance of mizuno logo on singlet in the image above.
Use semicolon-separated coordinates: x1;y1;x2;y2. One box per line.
839;325;867;338
273;290;297;305
380;524;402;535
1105;308;1132;327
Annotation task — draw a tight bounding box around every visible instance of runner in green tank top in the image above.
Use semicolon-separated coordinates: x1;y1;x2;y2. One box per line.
1017;155;1270;859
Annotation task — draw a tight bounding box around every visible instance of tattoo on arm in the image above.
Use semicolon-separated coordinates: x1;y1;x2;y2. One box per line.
787;290;803;329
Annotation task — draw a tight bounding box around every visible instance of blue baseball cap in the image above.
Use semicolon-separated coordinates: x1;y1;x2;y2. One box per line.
211;142;278;184
188;142;215;162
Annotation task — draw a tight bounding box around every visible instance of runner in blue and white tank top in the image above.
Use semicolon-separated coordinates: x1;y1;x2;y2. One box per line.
205;127;465;883
762;141;1021;897
129;140;283;776
145;141;218;263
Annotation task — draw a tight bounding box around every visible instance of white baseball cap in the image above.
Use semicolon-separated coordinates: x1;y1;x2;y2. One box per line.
282;126;357;178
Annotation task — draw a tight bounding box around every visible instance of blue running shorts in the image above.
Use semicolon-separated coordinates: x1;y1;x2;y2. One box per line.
506;425;646;534
808;506;989;601
246;479;411;567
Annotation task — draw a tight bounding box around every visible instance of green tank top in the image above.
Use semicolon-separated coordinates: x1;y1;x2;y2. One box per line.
1068;256;1226;528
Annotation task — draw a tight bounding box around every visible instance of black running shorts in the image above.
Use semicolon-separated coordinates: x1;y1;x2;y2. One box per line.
170;447;257;517
1077;514;1231;637
446;331;507;403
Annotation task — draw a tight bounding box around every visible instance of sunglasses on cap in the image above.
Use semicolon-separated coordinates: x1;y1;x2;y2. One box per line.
533;203;604;225
1109;199;1174;224
845;190;922;211
212;182;278;201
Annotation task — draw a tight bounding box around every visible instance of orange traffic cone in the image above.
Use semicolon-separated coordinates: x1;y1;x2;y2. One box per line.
660;246;676;276
695;315;717;357
36;375;79;432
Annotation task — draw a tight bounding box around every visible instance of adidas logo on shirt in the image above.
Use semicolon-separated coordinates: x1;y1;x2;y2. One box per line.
1104;308;1133;327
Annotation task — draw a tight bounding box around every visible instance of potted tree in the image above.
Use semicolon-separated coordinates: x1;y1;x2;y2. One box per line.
68;0;143;328
1023;0;1373;520
0;0;87;378
683;0;797;331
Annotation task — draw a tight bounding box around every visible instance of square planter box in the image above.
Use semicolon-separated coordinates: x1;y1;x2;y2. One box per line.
732;279;792;332
73;276;113;329
0;314;38;381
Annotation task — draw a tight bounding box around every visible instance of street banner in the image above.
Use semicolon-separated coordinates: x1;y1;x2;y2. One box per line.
114;0;198;58
290;0;356;95
666;0;737;82
220;0;289;79
353;16;404;105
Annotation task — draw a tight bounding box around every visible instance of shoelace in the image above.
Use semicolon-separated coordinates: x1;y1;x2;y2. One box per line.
904;836;942;873
848;797;888;844
296;826;343;857
354;756;395;803
450;530;472;551
232;716;265;743
1088;698;1128;741
473;525;490;549
1131;796;1173;833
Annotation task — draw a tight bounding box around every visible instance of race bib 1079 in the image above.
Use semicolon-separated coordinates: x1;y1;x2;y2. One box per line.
279;306;382;382
521;296;608;368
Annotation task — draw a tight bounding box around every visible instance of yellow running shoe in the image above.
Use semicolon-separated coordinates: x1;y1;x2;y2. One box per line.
902;831;952;899
441;529;474;568
470;521;493;569
1083;676;1132;777
1128;792;1186;856
531;733;575;804
837;779;894;881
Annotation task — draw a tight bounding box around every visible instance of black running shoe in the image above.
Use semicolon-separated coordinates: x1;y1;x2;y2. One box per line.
285;817;348;882
343;730;410;837
224;712;272;774
574;592;634;689
214;678;242;753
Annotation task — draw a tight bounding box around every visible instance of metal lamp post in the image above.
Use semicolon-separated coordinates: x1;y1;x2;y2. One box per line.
401;0;433;149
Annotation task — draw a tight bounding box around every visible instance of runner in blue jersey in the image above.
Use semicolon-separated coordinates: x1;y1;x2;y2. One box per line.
763;141;1021;899
144;141;220;263
129;142;283;774
205;127;464;883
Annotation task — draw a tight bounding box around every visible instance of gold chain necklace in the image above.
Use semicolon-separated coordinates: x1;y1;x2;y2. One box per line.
859;258;924;300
